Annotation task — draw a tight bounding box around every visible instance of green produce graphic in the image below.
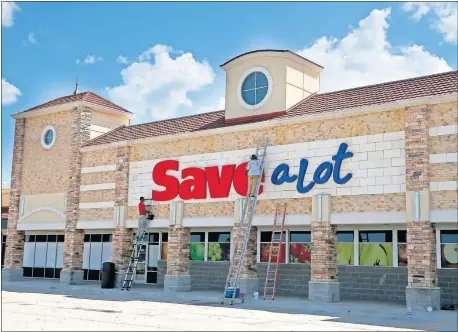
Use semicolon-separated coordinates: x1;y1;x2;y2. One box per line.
190;243;205;261
337;243;354;265
208;243;222;261
359;244;393;266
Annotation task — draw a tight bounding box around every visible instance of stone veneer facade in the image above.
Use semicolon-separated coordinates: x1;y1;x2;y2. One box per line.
165;225;191;291
60;106;92;284
3;118;26;281
404;105;440;311
3;71;457;311
112;145;133;284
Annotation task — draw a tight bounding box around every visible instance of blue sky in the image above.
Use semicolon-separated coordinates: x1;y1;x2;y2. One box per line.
1;1;457;185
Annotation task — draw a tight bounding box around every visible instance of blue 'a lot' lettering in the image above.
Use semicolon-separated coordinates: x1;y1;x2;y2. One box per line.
271;142;353;194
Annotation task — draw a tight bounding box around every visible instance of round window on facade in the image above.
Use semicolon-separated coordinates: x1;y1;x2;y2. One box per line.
41;126;56;149
237;67;273;111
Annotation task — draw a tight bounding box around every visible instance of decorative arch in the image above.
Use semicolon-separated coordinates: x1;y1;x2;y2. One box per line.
18;207;66;223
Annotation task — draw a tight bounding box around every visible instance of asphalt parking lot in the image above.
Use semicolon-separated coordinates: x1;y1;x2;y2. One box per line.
2;279;457;331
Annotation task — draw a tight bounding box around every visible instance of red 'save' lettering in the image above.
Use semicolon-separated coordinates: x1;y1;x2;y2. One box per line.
205;165;235;198
151;160;264;201
179;167;207;200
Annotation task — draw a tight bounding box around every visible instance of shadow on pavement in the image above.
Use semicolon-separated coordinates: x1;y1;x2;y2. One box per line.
2;279;457;331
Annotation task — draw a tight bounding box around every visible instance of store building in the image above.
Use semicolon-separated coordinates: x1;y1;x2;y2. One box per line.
2;50;457;310
2;186;10;268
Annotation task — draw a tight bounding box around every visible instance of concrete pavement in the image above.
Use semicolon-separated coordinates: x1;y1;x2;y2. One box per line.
1;279;457;331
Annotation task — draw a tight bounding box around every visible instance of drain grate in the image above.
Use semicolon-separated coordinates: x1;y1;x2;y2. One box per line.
73;307;121;314
189;301;223;306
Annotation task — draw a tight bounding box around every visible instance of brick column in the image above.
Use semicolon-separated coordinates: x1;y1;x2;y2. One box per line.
309;194;340;302
112;145;133;285
3;118;26;281
232;198;259;294
164;201;191;291
404;104;440;311
60;106;91;285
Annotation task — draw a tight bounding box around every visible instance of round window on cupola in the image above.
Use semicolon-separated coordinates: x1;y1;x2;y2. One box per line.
237;67;273;111
41;125;56;149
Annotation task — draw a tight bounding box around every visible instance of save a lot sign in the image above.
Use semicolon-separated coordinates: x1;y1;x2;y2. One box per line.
152;143;353;201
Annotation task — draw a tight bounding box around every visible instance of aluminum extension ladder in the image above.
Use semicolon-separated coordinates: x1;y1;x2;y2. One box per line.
120;219;148;291
222;138;270;305
263;203;287;300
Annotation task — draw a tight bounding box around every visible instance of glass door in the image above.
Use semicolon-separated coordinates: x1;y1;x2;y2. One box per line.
134;242;147;283
147;233;159;284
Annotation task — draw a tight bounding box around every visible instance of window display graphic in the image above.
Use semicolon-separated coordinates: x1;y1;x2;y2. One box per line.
208;243;230;261
260;243;286;263
337;243;354;265
441;244;458;268
359;243;393;266
289;243;312;264
190;243;205;261
398;244;407;266
161;243;168;260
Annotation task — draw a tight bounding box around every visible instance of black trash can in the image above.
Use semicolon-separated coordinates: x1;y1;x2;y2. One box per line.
101;262;116;289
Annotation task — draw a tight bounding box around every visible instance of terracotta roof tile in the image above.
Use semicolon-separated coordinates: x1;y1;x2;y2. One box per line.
84;70;457;147
17;91;132;115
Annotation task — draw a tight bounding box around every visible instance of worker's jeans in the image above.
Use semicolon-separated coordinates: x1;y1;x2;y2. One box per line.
247;175;258;196
138;215;147;234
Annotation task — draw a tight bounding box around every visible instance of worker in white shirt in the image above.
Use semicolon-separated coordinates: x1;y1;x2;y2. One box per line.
246;154;262;197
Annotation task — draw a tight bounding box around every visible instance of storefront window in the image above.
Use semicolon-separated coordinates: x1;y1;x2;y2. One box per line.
359;231;393;266
397;230;407;267
23;234;64;279
2;235;6;268
190;232;205;261
83;234;112;281
440;230;458;268
337;231;354;265
260;231;286;263
207;232;231;261
289;231;311;264
161;232;168;260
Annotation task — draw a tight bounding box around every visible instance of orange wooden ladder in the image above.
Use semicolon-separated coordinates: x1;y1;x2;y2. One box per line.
263;202;287;300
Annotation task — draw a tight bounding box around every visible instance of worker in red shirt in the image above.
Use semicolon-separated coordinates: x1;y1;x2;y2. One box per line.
138;197;147;233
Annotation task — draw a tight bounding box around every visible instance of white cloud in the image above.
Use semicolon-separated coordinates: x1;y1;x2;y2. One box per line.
117;55;129;64
77;55;103;65
83;55;103;64
107;44;216;122
2;78;22;105
297;8;453;93
198;97;225;114
2;2;20;27
28;32;37;44
402;2;457;44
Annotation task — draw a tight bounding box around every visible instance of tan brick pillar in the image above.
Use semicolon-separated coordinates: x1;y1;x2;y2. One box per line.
405;104;440;312
112;145;133;285
309;194;340;302
3;118;26;281
60;106;92;284
232;198;259;294
164;201;191;291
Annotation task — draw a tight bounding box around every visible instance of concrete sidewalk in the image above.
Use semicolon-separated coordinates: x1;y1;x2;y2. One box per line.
2;279;457;331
